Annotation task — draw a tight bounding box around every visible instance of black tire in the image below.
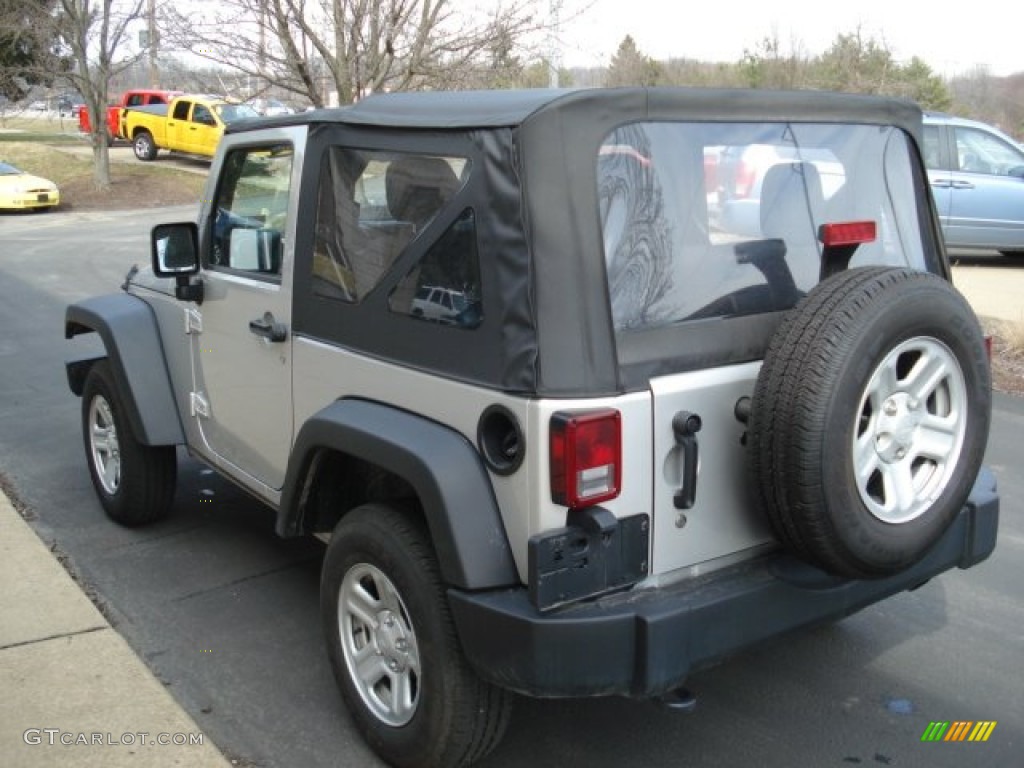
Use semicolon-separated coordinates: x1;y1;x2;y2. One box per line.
81;360;176;525
748;267;991;578
998;250;1024;258
321;504;511;768
133;130;157;161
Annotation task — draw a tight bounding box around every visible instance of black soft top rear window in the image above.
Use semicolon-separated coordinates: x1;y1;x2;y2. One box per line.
598;121;933;332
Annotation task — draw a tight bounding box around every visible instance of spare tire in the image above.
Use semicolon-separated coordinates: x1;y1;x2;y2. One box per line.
748;267;991;579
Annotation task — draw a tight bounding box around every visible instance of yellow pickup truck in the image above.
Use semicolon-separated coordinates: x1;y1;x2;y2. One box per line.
123;95;259;161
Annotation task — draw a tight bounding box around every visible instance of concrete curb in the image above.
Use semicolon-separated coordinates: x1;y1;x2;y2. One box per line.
0;492;232;768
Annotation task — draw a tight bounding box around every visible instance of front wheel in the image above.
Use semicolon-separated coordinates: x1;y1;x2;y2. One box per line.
321;504;511;768
81;360;176;525
133;130;157;161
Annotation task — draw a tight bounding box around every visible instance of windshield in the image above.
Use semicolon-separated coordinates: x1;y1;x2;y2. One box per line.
598;121;931;331
215;104;260;124
0;162;21;175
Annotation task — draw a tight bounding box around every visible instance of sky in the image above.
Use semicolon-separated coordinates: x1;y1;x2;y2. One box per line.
550;0;1022;77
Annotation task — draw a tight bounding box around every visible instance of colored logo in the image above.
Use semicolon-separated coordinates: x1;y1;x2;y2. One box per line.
921;721;997;742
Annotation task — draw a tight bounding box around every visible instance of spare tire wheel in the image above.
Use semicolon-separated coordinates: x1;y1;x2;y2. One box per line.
747;267;991;579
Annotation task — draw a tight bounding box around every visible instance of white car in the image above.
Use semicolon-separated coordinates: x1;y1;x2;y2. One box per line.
249;98;294;117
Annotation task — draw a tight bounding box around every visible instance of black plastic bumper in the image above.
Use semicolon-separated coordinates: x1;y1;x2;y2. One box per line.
448;468;999;699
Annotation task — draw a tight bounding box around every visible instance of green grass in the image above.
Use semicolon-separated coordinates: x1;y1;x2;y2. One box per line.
1;139;206;210
0;113;81;134
0;113;93;145
1;142;94;183
0;131;83;143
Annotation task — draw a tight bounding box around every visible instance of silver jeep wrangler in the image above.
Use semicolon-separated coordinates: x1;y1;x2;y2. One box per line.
65;88;999;768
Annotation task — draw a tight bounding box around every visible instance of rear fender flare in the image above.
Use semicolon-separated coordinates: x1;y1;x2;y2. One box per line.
279;399;519;591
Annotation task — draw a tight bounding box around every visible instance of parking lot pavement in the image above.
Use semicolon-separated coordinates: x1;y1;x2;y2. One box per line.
952;262;1024;324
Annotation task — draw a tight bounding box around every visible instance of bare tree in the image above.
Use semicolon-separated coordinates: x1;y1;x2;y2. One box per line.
740;32;810;90
162;0;548;107
49;0;146;188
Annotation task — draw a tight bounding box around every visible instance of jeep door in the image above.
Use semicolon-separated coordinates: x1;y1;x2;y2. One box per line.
189;137;299;491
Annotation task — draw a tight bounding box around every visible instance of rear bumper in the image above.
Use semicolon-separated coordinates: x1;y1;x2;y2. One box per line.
449;468;999;699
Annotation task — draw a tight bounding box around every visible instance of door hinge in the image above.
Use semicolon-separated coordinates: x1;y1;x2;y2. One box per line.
185;307;203;335
190;391;210;419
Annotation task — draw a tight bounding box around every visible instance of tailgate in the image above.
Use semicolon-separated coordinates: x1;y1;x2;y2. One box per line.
649;362;773;575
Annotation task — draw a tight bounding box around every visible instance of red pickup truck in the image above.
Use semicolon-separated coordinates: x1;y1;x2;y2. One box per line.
78;89;181;145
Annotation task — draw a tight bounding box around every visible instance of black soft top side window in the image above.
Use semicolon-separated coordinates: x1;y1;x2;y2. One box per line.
312;147;471;305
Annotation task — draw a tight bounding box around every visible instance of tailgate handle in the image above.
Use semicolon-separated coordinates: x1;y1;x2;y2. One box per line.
672;411;702;510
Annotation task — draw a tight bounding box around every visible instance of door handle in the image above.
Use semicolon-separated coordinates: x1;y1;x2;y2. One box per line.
951;180;975;189
249;312;288;342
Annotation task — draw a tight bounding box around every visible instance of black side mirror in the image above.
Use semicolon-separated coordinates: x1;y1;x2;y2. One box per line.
152;222;203;303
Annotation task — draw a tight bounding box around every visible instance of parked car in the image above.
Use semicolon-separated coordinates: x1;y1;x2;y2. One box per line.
248;97;294;116
79;89;182;146
714;141;845;236
123;95;258;160
57;94;84;117
923;113;1024;256
411;285;478;325
0;161;59;211
65;88;997;768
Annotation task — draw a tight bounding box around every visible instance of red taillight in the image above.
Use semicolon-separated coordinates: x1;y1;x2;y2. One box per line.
550;409;622;509
819;220;877;247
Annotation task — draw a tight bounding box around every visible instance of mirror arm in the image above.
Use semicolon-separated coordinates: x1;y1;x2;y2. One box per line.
174;275;204;304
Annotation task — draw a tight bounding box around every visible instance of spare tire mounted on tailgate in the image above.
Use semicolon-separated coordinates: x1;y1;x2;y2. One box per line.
748;266;992;579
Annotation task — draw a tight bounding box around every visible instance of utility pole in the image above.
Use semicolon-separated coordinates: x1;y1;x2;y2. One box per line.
147;0;159;87
548;0;562;88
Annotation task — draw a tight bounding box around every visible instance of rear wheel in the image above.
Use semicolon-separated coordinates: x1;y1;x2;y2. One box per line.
748;267;991;578
321;504;511;768
133;130;157;161
81;360;176;525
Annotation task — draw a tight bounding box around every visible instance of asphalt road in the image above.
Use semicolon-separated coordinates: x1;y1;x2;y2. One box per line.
1;208;1022;767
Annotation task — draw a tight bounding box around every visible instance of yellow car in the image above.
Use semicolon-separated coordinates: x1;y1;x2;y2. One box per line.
0;161;60;211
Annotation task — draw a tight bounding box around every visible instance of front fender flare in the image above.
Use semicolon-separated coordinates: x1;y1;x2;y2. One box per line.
65;294;185;447
279;399;519;591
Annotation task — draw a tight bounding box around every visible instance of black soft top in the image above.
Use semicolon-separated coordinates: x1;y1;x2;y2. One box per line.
229;86;923;135
272;88;931;396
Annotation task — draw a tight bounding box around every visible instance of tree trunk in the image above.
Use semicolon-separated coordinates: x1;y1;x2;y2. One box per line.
91;132;112;190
